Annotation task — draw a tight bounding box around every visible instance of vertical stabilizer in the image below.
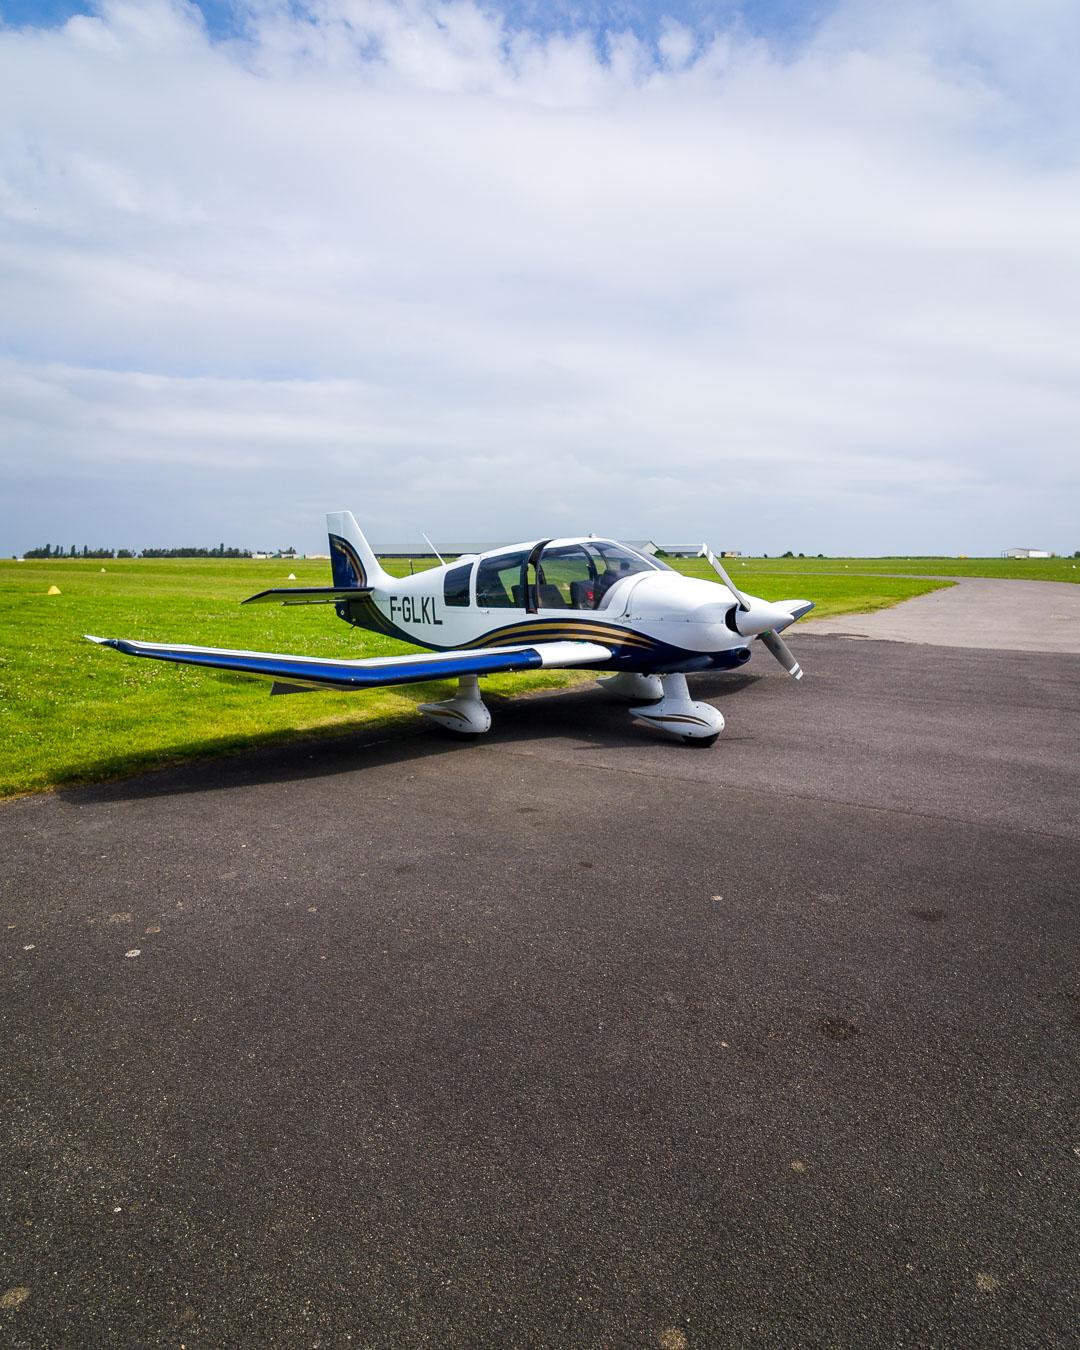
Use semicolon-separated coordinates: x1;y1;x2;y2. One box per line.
326;510;390;589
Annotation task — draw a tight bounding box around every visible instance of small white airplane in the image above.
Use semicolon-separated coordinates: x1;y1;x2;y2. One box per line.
87;512;813;746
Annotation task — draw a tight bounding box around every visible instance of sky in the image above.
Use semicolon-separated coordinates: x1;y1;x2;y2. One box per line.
1;1;1078;556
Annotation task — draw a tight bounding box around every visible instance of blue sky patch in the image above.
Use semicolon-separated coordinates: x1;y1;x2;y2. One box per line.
1;0;836;48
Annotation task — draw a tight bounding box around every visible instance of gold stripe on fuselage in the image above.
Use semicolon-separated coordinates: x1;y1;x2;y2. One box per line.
347;596;660;654
467;620;659;653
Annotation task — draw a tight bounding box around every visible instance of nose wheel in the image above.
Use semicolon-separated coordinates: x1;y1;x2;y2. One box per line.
630;673;725;745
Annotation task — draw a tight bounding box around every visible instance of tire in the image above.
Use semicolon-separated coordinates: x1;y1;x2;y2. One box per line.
683;733;720;748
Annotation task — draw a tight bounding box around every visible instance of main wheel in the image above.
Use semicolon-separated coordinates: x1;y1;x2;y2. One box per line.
683;733;720;748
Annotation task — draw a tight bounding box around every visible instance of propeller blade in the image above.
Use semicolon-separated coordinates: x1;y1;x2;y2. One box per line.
699;543;749;610
760;629;803;680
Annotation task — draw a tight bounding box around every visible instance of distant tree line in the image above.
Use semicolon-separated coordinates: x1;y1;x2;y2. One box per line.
24;543;253;559
141;545;253;558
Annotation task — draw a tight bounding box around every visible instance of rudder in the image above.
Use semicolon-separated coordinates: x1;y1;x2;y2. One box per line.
326;510;389;589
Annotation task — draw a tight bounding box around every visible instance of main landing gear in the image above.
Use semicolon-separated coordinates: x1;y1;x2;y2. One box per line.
419;671;724;747
418;674;491;736
596;671;664;702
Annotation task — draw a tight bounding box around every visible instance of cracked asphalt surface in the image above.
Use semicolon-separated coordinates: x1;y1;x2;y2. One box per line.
2;634;1078;1348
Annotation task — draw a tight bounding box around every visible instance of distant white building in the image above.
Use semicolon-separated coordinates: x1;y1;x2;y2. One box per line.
655;544;742;559
1002;547;1052;558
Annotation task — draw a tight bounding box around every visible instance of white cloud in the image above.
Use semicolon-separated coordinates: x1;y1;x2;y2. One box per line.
1;0;1078;553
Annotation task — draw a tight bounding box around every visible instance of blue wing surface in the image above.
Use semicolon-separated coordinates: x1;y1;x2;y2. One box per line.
84;635;611;690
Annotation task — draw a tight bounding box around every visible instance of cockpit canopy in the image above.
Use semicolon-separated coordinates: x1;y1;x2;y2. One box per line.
458;539;667;612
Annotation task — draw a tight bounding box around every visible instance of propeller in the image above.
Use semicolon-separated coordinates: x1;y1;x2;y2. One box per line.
699;543;807;680
699;542;749;610
760;629;803;680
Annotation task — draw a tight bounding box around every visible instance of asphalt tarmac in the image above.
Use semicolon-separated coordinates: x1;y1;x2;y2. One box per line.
807;575;1080;653
2;635;1078;1348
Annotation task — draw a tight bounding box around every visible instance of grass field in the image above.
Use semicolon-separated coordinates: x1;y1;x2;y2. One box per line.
0;556;570;798
671;559;953;617
0;552;1025;798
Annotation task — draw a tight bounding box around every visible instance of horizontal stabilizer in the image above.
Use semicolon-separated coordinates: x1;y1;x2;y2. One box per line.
242;587;374;606
85;635;612;691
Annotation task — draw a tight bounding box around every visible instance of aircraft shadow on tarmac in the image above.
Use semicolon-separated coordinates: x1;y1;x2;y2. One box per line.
62;672;762;804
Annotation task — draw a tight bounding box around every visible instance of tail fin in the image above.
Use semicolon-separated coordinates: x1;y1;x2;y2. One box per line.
326;510;390;589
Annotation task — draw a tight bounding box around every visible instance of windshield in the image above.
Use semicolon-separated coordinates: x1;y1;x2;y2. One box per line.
536;541;656;611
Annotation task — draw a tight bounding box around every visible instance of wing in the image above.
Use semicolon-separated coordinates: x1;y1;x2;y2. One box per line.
84;635;612;691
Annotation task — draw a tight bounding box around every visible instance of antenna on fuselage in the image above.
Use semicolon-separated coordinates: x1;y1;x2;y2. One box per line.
422;533;446;565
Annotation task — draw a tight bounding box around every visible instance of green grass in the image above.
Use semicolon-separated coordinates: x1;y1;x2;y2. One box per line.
668;559;952;619
3;552;1038;798
0;556;570;798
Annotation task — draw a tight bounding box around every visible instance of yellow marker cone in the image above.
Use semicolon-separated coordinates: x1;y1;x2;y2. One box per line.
287;572;297;580
100;567;106;573
47;584;61;595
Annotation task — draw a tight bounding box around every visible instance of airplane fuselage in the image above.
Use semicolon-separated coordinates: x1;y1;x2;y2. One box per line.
88;516;812;747
334;538;763;675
